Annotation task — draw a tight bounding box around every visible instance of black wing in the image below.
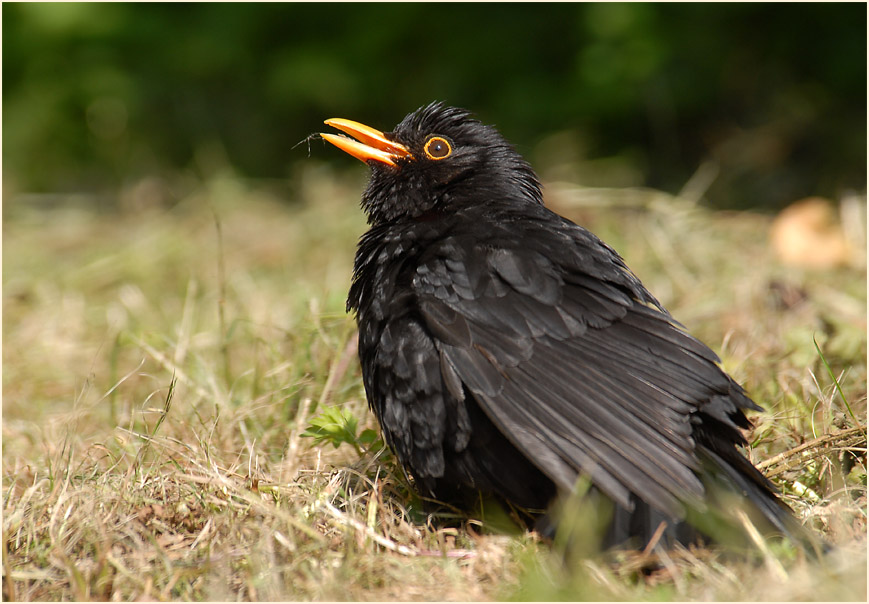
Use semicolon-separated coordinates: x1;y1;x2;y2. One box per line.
413;210;767;522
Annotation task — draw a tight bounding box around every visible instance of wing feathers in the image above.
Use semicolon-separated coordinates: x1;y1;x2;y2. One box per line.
414;239;756;519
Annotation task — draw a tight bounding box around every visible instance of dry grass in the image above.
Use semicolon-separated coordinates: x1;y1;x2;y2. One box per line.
3;164;866;600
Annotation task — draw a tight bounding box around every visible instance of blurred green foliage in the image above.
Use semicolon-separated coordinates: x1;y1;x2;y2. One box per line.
3;2;865;209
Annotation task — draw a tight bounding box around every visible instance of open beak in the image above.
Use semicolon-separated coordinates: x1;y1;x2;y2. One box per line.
321;118;412;167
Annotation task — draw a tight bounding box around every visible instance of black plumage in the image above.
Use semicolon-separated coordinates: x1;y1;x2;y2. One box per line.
321;102;810;550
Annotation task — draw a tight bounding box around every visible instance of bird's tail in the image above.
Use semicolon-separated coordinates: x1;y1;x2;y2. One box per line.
549;449;826;556
690;444;826;555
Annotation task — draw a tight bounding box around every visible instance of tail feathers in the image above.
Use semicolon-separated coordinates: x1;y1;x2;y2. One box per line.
543;448;825;556
695;445;825;555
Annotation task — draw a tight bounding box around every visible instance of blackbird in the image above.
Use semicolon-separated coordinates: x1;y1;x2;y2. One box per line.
321;102;809;550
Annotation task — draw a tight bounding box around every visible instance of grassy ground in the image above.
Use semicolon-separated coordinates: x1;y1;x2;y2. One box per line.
3;163;866;601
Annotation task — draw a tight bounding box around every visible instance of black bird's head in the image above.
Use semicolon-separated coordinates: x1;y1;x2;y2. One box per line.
322;102;542;224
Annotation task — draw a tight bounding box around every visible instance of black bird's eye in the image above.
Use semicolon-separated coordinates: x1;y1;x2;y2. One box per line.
423;136;452;160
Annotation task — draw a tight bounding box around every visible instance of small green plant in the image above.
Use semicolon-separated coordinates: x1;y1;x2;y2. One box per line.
301;405;383;457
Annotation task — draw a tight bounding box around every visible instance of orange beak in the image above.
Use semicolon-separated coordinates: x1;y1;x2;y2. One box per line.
321;118;413;166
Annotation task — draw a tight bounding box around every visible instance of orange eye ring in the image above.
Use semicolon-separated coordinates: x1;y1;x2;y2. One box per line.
423;136;452;160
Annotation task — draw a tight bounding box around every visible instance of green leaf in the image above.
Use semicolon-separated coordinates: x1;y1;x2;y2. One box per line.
301;406;359;449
